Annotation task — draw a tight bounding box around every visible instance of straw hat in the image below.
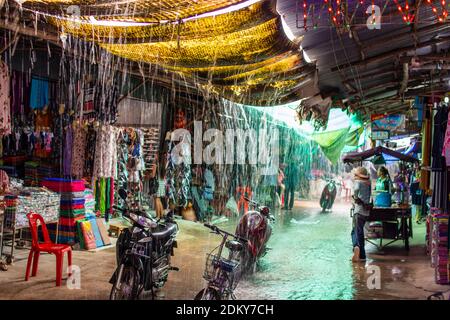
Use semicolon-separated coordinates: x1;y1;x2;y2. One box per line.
353;167;370;180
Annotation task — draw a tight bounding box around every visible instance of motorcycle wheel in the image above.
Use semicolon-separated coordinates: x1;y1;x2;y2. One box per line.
241;253;257;276
116;229;131;267
110;265;140;300
194;288;221;300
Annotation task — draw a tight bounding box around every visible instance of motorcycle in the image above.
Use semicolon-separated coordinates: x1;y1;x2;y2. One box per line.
235;197;274;275
109;189;179;300
195;223;247;300
320;179;337;212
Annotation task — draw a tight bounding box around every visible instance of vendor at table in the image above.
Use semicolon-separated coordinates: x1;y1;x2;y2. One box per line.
351;167;371;262
374;166;392;207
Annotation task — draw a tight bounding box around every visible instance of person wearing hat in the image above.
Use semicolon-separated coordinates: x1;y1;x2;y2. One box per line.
351;167;372;262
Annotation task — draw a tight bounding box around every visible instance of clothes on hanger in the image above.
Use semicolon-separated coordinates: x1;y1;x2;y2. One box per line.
71;124;87;179
442;109;450;166
30;77;49;110
93;124;118;179
0;60;11;136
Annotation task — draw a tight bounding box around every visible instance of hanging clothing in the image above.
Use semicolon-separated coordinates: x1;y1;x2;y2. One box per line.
0;61;11;136
63;126;73;176
431;106;449;210
30;78;49;110
442;110;450;166
432;105;448;170
94;177;115;217
11;70;30;117
71;125;87;179
83;126;97;178
93;125;118;178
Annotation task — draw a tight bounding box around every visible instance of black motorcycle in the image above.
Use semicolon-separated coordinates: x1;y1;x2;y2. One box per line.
320;179;337;212
109;189;179;300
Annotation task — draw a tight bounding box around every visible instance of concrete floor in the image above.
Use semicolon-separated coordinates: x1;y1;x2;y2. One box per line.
0;200;449;300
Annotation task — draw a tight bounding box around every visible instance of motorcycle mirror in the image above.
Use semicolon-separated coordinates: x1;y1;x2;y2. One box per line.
118;189;127;200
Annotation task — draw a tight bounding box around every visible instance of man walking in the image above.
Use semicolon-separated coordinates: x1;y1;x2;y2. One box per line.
283;158;299;210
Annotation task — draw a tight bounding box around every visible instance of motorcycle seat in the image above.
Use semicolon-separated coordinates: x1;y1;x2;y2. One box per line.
152;223;177;240
225;240;243;252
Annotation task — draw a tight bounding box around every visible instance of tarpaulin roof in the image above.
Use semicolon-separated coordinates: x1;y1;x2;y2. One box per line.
342;146;419;164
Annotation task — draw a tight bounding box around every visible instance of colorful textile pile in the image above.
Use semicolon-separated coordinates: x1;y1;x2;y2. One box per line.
42;178;85;244
2;187;60;228
84;188;96;219
37;163;55;184
76;218;111;250
430;208;449;284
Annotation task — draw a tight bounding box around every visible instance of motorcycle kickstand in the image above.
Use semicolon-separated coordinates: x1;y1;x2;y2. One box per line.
169;266;179;271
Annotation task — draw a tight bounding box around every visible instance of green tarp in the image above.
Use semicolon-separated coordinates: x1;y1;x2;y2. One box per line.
312;126;365;164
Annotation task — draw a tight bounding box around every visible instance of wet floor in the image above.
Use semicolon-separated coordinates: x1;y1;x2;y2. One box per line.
0;200;448;300
233;201;449;300
234;201;354;300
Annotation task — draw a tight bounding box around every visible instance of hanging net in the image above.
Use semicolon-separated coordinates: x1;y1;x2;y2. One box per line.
21;0;314;106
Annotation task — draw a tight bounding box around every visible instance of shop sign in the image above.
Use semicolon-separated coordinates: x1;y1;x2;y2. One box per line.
371;130;390;140
371;114;406;132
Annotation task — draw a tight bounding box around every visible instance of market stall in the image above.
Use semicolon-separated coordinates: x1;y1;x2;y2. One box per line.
343;146;419;250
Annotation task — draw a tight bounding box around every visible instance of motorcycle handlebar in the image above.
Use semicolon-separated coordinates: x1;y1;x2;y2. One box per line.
113;205;124;212
203;223;248;243
243;197;259;206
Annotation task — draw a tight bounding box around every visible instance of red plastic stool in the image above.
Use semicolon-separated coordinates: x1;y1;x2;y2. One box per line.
25;212;72;286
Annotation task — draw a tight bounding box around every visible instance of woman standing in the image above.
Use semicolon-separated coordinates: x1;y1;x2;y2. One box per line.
374;166;392;207
152;156;167;220
351;167;372;262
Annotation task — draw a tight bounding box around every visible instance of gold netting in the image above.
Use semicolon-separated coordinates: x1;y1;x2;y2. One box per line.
100;18;295;68
23;0;248;22
48;1;274;42
28;0;311;105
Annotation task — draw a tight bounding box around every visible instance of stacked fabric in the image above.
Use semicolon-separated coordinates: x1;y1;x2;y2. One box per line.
2;187;60;228
42;178;85;244
430;209;449;284
84;188;96;219
37;163;55;184
24;161;39;186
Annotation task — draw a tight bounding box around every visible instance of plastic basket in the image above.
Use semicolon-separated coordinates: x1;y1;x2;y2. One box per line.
375;192;392;207
203;253;240;283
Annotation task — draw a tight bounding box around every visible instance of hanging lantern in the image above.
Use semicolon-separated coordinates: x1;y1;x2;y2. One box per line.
393;0;414;24
425;0;447;22
303;0;308;30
